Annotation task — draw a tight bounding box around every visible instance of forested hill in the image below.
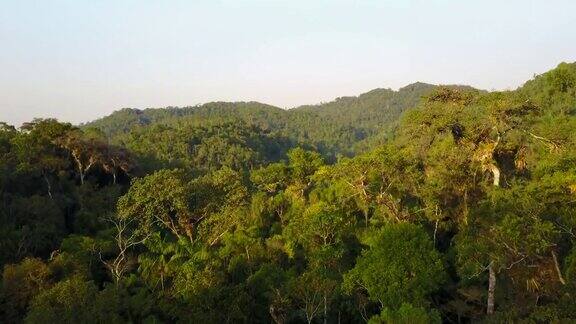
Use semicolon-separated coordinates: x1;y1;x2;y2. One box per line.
85;82;458;159
2;62;576;323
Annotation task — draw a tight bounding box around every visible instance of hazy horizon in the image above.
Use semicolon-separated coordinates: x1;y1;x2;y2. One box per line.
2;0;575;127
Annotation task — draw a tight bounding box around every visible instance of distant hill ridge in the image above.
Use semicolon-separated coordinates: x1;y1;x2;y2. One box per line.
85;82;446;133
85;82;474;158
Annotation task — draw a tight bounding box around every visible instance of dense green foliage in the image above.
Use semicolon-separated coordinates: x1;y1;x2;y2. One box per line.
1;62;576;323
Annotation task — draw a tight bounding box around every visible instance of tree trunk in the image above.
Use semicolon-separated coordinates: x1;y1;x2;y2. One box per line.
43;174;53;199
433;219;439;247
489;164;500;187
486;152;499;315
487;261;496;315
73;153;85;186
551;250;566;285
323;295;327;324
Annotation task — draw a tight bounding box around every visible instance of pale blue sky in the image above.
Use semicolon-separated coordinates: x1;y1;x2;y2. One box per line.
1;0;575;126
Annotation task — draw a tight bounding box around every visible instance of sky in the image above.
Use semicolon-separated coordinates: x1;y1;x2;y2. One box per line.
1;0;575;127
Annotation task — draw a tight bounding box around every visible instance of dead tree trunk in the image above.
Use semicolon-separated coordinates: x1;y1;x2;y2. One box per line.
551;250;566;285
487;261;496;315
43;173;53;199
489;164;500;187
486;144;500;315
